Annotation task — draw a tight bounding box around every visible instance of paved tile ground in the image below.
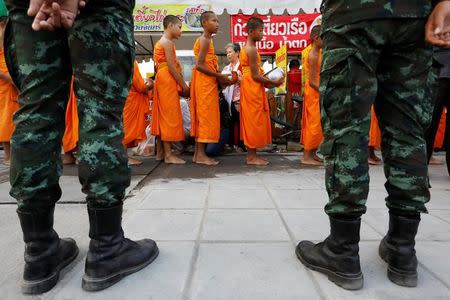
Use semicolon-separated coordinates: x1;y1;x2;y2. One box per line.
0;153;449;299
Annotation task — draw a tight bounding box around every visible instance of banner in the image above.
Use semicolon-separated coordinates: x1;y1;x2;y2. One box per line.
230;13;321;55
275;45;287;95
133;4;210;32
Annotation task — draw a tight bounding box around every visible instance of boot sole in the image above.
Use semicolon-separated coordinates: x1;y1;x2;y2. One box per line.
379;246;418;287
22;247;79;295
296;247;363;290
82;246;159;292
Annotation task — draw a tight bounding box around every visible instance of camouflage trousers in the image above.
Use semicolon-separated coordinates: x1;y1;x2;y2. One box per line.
5;6;134;210
319;19;433;217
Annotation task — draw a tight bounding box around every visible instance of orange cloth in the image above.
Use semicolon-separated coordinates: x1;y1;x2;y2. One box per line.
301;45;312;96
189;38;220;143
122;61;151;146
239;47;272;149
0;48;19;142
369;106;381;149
150;41;184;142
62;62;150;151
434;109;447;149
62;83;78;153
301;48;323;151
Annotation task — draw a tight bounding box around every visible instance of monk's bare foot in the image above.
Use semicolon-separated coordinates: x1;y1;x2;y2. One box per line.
246;156;269;166
429;156;444;165
195;156;219;166
259;156;269;163
192;153;197;163
165;155;186;165
300;157;323;166
128;157;143;166
63;153;76;165
2;160;10;166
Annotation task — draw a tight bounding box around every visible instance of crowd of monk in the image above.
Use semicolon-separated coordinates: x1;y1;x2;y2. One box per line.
0;14;447;167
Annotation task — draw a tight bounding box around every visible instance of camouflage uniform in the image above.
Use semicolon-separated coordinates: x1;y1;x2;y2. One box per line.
4;0;135;210
5;2;160;295
319;0;436;217
296;1;441;290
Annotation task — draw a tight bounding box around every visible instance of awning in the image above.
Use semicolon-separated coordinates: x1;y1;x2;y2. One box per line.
135;0;322;14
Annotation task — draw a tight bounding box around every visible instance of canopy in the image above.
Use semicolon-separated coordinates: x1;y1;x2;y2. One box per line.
135;0;322;14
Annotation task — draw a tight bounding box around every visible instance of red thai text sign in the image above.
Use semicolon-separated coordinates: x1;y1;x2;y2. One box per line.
230;13;321;55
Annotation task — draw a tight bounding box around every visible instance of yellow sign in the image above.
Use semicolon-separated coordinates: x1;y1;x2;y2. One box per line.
133;4;210;32
275;45;288;95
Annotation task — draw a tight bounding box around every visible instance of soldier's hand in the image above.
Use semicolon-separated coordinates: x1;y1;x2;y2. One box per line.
28;0;87;17
425;1;450;47
28;0;86;31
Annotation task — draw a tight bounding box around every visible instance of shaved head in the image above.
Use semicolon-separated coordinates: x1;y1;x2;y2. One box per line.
163;15;181;29
200;11;215;27
246;17;264;31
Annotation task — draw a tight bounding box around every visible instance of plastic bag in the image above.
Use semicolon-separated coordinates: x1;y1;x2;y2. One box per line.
135;125;155;156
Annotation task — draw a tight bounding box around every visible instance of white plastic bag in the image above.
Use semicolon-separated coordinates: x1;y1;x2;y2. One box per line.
135;125;155;156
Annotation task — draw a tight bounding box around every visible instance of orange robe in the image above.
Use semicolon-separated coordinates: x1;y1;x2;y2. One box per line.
369;106;381;149
190;38;220;143
122;61;150;146
239;47;272;149
0;48;19;142
62;83;78;153
434;109;447;149
301;48;323;151
301;45;312;96
150;41;184;142
62;62;150;151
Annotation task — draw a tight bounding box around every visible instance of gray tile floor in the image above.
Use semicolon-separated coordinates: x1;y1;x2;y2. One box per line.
0;154;449;299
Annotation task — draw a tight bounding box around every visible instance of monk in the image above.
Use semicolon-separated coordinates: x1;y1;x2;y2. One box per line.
122;60;153;165
0;16;19;165
62;83;78;164
240;17;284;166
369;106;382;165
62;63;152;166
151;15;190;164
301;25;323;166
190;11;233;165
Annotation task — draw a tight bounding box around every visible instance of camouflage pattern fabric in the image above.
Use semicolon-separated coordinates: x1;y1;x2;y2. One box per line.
4;5;134;210
319;19;434;217
320;0;433;30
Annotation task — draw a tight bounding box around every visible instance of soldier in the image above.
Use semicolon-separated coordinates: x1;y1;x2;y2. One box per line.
296;0;450;290
5;0;158;295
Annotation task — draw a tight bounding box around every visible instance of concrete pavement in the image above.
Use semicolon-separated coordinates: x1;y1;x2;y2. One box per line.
0;153;449;299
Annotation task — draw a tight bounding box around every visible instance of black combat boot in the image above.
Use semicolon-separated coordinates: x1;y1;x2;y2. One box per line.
296;217;363;290
17;207;79;295
379;212;420;287
82;204;159;291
